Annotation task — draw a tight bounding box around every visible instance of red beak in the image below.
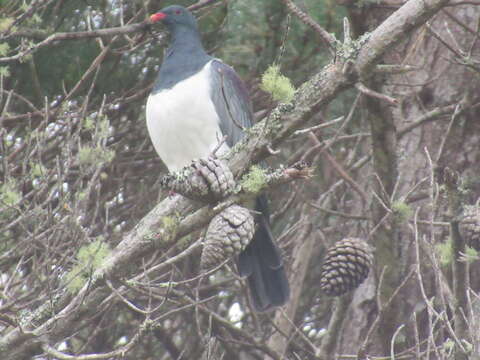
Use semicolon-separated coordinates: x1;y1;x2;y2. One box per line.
150;12;166;23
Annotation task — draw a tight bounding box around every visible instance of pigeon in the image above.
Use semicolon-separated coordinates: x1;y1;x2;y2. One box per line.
147;5;289;311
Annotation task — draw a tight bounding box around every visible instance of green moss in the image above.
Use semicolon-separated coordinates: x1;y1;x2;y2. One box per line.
0;66;10;77
260;65;295;103
79;238;110;268
65;239;111;293
77;190;87;201
0;17;14;32
241;166;267;194
162;215;179;234
78;145;115;166
462;246;479;264
336;32;371;60
0;180;21;206
435;238;453;266
144;215;180;245
442;339;455;354
78;146;95;165
0;42;10;56
29;14;42;25
392;201;413;223
98;117;110;139
64;266;86;294
31;162;46;178
78;117;114;166
83;117;95;131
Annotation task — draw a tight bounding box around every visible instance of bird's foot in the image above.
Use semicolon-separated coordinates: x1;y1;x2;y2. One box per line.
192;158;235;199
160;157;235;202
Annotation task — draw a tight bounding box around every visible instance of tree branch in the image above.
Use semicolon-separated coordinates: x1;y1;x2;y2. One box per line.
0;21;157;64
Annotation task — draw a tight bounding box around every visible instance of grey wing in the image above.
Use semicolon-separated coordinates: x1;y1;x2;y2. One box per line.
210;59;253;147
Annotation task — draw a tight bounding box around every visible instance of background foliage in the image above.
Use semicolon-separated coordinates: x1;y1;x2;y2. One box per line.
1;0;480;359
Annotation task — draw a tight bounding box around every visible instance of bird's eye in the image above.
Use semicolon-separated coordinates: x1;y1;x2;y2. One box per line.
175;9;181;15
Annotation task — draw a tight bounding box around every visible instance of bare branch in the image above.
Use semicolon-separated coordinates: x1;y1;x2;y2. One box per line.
355;82;398;106
0;21;157;64
280;0;336;56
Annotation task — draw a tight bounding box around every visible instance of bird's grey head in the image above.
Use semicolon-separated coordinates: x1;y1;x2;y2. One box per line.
149;5;198;33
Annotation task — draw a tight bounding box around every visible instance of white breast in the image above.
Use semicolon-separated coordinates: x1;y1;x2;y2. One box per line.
146;61;229;172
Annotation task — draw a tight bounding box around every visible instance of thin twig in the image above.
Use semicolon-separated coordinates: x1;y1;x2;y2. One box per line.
308;203;370;220
293;116;344;135
435;103;461;163
281;0;336;56
356;82;398;105
0;21;154;64
42;316;152;359
425;22;465;59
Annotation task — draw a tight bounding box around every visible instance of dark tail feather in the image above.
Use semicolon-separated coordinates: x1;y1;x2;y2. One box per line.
237;196;290;311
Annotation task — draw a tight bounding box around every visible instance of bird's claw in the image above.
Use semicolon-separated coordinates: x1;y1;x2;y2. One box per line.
192;157;235;199
161;157;235;202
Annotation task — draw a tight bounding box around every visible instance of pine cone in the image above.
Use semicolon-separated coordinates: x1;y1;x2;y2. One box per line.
201;205;254;270
320;238;373;296
459;205;480;251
